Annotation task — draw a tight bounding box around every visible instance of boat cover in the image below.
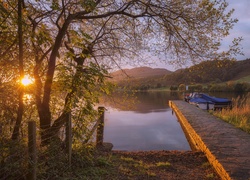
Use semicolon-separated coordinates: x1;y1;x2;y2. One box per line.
189;97;214;104
200;94;231;103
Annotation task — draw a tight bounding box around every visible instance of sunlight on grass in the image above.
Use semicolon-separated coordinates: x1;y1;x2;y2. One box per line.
120;156;134;162
119;164;131;174
202;162;211;168
156;161;171;167
213;93;250;133
118;156;150;177
147;171;156;177
206;173;215;178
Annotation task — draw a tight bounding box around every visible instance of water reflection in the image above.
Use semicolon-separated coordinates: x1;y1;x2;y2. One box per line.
103;91;191;151
101;91;183;113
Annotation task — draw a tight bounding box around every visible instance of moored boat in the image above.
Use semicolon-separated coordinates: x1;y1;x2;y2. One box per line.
185;93;231;110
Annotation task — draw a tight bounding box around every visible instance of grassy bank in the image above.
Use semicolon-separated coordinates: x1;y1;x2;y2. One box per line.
1;141;220;179
213;93;250;133
38;149;220;179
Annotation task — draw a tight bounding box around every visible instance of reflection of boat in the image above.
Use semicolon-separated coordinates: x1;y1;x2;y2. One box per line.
185;93;232;110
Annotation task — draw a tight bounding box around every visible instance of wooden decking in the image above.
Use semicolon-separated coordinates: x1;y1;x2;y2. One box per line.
169;100;250;180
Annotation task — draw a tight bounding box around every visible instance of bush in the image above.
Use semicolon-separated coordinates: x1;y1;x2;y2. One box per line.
234;82;250;92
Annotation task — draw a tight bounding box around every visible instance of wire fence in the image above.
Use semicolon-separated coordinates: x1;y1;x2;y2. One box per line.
0;107;105;180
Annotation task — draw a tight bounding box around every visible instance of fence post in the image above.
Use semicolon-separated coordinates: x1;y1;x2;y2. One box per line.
28;121;37;180
96;107;105;147
66;112;72;166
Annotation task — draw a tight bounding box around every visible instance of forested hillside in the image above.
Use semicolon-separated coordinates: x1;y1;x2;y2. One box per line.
110;67;172;81
111;59;250;89
165;59;250;84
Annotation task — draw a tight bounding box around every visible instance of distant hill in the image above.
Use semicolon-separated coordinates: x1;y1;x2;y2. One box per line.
110;59;250;89
110;67;172;81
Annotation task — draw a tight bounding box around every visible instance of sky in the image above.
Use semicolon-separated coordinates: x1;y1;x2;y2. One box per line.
125;0;250;71
222;0;250;60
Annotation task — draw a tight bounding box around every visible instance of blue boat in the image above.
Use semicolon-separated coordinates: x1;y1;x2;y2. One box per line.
186;93;232;110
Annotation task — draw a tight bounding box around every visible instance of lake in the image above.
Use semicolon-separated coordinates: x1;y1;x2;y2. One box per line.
101;91;240;151
101;91;191;151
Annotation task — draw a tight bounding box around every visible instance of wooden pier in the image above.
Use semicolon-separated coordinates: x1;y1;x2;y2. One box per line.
169;100;250;180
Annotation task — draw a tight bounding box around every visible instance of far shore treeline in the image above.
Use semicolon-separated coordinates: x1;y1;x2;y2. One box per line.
111;59;250;92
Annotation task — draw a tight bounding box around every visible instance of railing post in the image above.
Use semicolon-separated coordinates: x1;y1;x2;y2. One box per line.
28;121;37;180
66;112;72;166
96;107;105;147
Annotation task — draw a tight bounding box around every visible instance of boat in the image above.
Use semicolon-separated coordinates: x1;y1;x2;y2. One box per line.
185;93;232;110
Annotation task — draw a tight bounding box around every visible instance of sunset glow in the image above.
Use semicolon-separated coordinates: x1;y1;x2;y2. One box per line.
21;76;34;86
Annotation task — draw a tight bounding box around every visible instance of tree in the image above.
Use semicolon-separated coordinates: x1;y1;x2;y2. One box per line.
178;84;185;92
11;0;25;140
0;0;22;138
0;0;242;143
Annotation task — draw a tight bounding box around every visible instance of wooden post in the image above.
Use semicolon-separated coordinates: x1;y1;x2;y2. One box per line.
66;112;72;166
96;107;105;147
28;121;36;180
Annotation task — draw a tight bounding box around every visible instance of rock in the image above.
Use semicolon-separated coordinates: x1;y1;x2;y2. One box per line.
96;142;113;152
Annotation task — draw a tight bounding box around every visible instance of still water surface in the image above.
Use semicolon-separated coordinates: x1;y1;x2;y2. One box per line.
101;91;238;151
102;91;191;151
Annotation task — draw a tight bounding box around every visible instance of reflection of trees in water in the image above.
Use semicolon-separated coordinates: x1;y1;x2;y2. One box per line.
134;91;179;113
170;91;178;97
100;91;182;113
99;91;138;111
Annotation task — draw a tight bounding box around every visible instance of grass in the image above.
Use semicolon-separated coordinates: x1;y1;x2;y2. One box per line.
213;92;250;133
206;173;215;178
89;151;219;180
202;162;211;168
156;161;171;167
235;75;250;83
1;141;221;179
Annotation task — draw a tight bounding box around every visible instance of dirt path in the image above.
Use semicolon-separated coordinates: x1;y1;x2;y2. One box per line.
103;150;221;180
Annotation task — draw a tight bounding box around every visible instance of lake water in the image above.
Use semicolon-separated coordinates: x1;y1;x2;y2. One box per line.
102;91;191;151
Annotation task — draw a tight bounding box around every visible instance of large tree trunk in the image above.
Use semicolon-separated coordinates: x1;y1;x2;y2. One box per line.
39;16;73;144
11;91;24;140
12;0;24;140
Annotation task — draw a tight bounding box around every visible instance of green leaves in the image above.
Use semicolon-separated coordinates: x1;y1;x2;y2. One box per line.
80;0;96;13
50;0;60;10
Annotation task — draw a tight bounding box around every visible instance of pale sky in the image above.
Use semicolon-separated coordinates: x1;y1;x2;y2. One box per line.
222;0;250;60
125;0;250;71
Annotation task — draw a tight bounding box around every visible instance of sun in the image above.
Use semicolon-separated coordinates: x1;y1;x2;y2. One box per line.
21;75;34;86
